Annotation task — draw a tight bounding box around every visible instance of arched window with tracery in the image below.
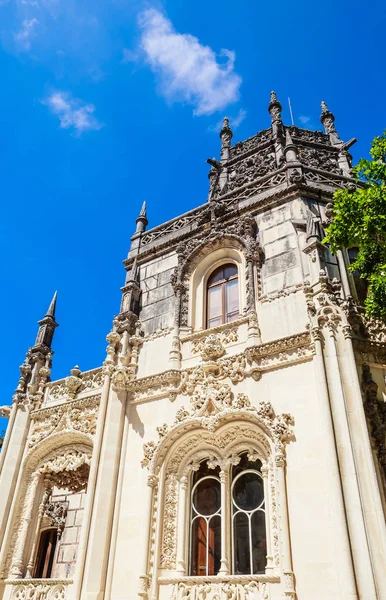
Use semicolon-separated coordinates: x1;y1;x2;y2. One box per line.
207;264;239;329
231;453;266;574
189;461;221;576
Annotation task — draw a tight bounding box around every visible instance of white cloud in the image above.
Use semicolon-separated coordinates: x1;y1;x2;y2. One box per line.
137;8;241;116
122;48;138;63
43;91;103;134
299;115;310;125
14;18;39;50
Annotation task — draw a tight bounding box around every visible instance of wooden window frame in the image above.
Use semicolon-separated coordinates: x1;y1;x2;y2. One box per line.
206;264;239;329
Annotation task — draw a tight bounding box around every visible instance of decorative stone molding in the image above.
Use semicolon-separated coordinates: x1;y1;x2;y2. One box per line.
46;368;103;403
28;396;100;448
160;472;178;568
142;393;294;473
361;364;386;479
162;578;271;600
129;332;312;404
190;328;239;355
8;580;72;600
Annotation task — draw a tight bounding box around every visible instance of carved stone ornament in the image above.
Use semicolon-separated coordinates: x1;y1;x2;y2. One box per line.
10;582;71;600
45;501;68;537
28;397;99;448
164;579;270;600
47;368;103;403
361;364;386;478
38;449;91;492
142;391;294;471
0;405;11;418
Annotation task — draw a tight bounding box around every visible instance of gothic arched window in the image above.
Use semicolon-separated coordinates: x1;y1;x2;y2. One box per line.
232;453;266;574
207;264;239;329
189;462;221;576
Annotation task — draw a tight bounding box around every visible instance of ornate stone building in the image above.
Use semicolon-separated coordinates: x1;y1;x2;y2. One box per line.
0;93;386;600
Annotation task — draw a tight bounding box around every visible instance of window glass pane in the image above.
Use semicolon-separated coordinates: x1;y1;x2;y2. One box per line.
193;478;221;517
224;264;238;280
233;472;264;511
208;317;222;329
233;512;250;574
208;267;225;285
226;279;239;317
191;517;207;576
208;286;222;320
208;515;221;576
251;511;267;574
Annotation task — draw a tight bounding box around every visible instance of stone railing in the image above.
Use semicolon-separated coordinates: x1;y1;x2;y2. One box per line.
6;579;73;600
45;367;103;405
158;575;279;600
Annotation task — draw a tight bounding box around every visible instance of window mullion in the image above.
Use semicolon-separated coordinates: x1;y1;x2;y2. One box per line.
219;470;229;575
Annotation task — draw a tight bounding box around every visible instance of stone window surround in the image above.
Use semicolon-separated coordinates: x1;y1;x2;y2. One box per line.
143;418;296;600
189;248;246;332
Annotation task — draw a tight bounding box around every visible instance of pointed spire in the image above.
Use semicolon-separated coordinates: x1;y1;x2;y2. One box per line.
135;201;148;234
268;91;282;123
284;127;298;163
320;100;340;143
45;290;57;318
220;116;233;161
34;292;59;350
139;201;147;219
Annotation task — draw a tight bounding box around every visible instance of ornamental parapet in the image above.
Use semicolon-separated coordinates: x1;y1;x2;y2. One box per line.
43;367;103;407
6;579;73;600
157;575;279;600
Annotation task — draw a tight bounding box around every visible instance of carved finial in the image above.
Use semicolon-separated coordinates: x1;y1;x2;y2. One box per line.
268;90;282;123
220;116;233;160
45;291;57;319
320;100;338;138
135;201;148;234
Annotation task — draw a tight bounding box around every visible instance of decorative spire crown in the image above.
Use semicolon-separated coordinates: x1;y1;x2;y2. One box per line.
35;292;59;350
268;91;282;123
220;116;233;159
135;201;148;234
45;290;57;318
320;100;337;135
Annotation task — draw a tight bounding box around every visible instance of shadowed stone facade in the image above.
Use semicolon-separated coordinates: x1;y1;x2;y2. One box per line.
0;93;386;600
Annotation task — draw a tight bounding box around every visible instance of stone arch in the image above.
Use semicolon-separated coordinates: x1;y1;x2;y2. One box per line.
1;434;93;578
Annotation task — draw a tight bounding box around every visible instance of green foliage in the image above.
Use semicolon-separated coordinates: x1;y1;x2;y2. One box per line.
324;132;386;319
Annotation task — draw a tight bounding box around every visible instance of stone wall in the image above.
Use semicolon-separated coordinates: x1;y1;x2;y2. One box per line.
50;488;86;579
138;252;178;335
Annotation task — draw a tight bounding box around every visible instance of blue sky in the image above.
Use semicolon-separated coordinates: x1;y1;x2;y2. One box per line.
0;0;385;422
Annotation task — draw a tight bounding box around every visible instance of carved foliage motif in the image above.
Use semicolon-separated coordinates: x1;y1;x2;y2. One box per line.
191;328;238;355
45;501;68;536
12;583;69;600
47;369;103;402
227;146;276;191
169;581;269;600
231;129;272;158
28;398;99;448
39;449;91;492
298;146;340;174
160;473;178;568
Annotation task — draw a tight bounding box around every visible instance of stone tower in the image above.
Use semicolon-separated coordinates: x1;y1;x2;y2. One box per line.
0;93;385;600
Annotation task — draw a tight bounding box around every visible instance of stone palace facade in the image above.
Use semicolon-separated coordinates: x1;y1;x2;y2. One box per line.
0;93;386;600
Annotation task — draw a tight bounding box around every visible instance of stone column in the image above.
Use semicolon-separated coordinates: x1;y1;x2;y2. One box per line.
25;483;51;578
337;328;386;599
312;329;358;597
169;286;182;369
261;464;273;575
71;367;113;600
0;403;31;548
176;476;188;575
138;475;158;599
10;472;42;578
78;383;127;600
0;402;17;472
322;324;377;598
218;470;229;575
275;457;295;599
